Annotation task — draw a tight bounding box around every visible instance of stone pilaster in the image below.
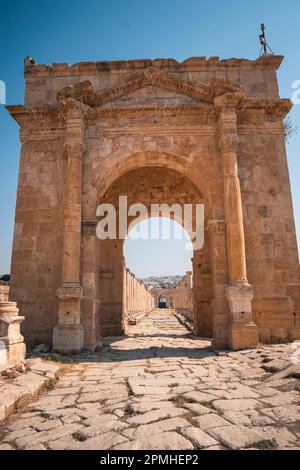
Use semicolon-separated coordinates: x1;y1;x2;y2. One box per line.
215;93;258;350
53;103;86;352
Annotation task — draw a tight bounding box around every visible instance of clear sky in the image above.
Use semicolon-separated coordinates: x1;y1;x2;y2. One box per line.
0;0;299;276
124;218;193;277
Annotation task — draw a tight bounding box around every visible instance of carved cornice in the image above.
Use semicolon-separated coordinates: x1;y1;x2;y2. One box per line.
237;98;292;119
6;105;64;129
6;96;291;136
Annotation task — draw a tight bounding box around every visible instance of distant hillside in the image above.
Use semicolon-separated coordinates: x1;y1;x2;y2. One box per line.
141;275;182;290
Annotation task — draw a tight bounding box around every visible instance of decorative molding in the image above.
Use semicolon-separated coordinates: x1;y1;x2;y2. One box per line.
237;98;292;119
6;96;291;137
6;105;65;129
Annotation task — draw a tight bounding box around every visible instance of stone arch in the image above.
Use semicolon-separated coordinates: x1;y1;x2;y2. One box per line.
158;296;169;309
92;163;215;338
91;150;224;219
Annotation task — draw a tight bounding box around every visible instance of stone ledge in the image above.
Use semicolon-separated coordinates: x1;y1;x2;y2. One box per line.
23;56;284;78
0;359;64;424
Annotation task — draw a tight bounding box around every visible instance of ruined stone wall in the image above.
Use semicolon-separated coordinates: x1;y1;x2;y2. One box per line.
124;268;154;325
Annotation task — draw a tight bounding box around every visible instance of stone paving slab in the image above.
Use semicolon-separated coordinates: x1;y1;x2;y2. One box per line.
0;309;299;450
0;360;63;424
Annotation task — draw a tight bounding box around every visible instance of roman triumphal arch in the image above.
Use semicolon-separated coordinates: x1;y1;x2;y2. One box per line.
6;55;300;352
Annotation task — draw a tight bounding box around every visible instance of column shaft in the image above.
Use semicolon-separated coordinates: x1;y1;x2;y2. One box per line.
216;98;258;350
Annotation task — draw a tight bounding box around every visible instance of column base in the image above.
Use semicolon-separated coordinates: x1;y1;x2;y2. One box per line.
228;322;259;351
226;282;259;351
52;324;84;353
0;302;26;368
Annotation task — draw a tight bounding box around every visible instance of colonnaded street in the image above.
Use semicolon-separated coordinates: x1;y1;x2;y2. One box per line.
0;309;299;451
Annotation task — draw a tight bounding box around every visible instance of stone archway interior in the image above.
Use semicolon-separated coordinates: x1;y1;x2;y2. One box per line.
97;165;211;337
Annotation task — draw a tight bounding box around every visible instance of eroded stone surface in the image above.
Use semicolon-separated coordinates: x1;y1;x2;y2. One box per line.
0;311;299;450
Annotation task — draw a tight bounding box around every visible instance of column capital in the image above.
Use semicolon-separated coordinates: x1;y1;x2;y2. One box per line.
214;91;244;112
59;97;90;119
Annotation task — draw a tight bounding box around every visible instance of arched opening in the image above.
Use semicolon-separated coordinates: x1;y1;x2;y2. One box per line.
124;216;193;325
158;297;168;309
94;163;215;341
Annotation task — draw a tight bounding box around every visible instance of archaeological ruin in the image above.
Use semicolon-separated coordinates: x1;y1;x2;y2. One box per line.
4;54;300;356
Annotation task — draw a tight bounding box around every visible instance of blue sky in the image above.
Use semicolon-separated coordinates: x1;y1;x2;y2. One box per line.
0;0;299;276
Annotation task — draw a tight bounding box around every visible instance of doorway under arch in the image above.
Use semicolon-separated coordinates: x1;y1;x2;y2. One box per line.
158;297;168;309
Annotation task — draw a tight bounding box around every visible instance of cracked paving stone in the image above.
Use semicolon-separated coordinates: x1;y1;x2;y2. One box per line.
123;417;190;440
113;431;194;450
195;413;231;431
207;425;269;450
126;406;185;425
76;420;129;440
0;310;299;451
181;427;219;449
213;399;261;412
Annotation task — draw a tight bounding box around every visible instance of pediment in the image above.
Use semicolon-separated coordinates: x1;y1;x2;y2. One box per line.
57;67;245;108
102;85;200;109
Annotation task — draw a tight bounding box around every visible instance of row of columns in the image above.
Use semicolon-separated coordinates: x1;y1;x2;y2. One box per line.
124;268;154;323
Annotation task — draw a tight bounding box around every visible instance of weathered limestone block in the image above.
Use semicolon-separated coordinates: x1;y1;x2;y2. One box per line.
0;302;26;368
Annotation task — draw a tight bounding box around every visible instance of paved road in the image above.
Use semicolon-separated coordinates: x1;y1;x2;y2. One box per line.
0;309;299;450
